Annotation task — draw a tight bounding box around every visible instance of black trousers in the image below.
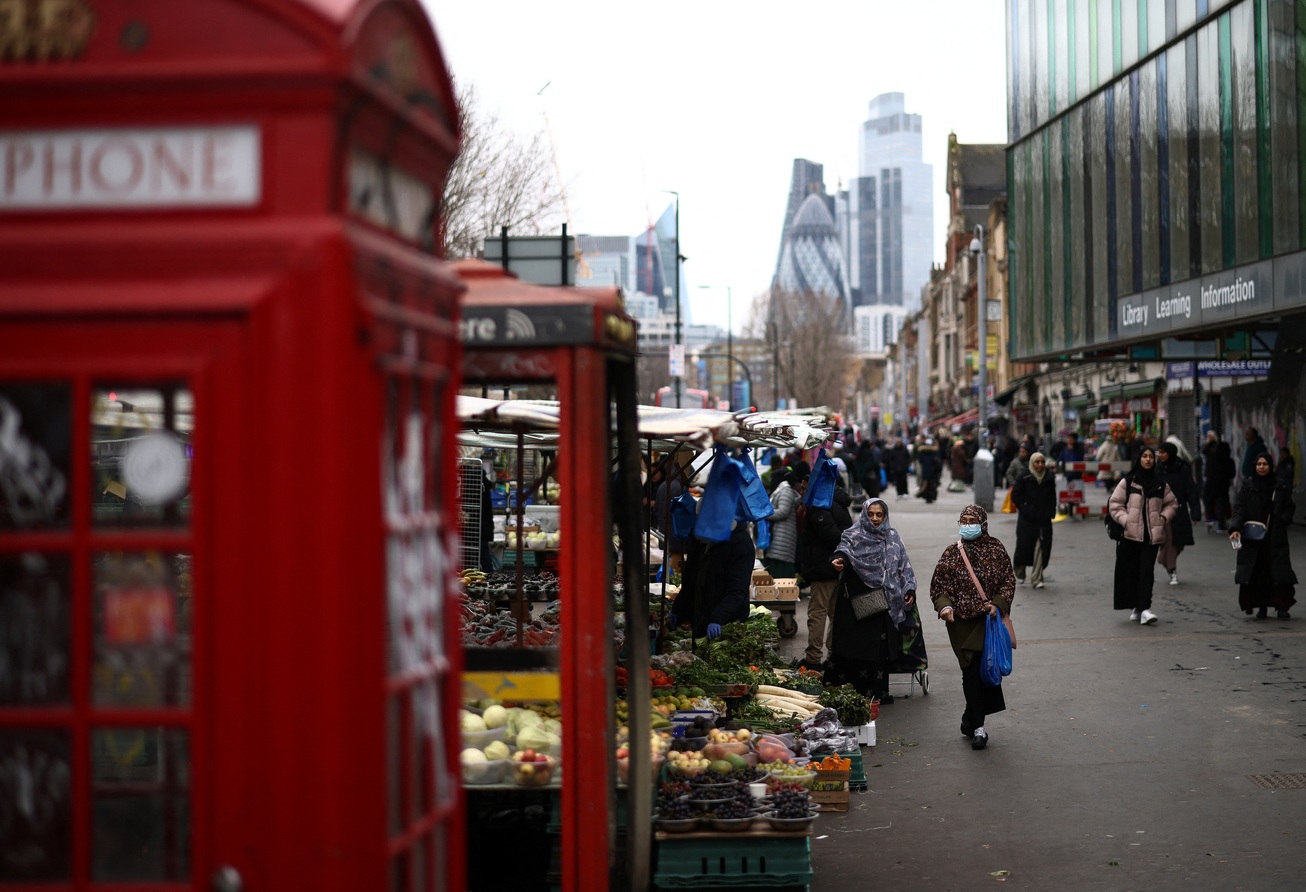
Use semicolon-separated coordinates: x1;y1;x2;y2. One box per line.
961;659;1006;731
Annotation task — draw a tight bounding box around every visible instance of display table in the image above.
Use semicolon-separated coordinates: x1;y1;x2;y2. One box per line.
654;826;812;889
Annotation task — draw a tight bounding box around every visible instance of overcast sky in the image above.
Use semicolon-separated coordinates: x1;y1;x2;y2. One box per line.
422;0;1009;333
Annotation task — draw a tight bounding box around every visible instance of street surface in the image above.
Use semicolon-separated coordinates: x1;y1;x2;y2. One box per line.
773;480;1306;891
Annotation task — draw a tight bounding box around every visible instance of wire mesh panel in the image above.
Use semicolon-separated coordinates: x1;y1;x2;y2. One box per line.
457;458;484;572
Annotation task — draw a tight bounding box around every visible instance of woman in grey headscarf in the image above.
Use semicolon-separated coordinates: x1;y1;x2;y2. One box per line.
825;498;919;704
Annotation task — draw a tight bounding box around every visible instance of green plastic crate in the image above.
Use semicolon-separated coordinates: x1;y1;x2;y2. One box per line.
849;749;867;789
655;835;811;888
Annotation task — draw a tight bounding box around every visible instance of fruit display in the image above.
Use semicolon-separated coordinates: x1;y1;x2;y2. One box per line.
510;750;556;786
460;598;560;647
770;782;814;818
665;750;710;776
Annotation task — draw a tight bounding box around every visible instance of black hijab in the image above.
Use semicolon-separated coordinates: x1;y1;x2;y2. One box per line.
1248;452;1275;495
1128;446;1164;497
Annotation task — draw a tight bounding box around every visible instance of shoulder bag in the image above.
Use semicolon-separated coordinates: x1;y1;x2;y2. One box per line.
840;572;888;620
956;541;1017;649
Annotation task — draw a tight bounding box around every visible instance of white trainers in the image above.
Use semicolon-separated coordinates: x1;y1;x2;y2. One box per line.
1033;581;1045;590
1129;609;1141;622
1168;571;1179;586
1140;609;1158;624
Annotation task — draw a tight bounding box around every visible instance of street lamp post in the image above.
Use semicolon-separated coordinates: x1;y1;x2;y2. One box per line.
661;190;682;408
970;225;988;437
697;285;733;409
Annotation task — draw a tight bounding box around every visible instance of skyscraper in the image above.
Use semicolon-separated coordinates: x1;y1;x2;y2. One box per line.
839;92;933;311
774;193;849;306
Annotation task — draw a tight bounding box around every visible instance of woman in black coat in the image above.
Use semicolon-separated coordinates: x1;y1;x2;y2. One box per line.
1155;442;1201;585
1011;452;1057;588
1203;438;1236;531
1229;453;1297;619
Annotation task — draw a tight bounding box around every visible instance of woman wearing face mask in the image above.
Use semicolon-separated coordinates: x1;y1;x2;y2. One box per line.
1108;446;1178;625
826;498;920;705
1011;452;1057;588
929;505;1016;750
1230;452;1297;620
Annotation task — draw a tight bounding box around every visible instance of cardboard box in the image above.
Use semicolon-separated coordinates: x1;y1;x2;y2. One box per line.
774;581;799;601
751;584;777;601
811;782;849;812
751;569;774;586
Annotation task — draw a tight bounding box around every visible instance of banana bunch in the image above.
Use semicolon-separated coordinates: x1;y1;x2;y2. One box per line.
460;568;488;584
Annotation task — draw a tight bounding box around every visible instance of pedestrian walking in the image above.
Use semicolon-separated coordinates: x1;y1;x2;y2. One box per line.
1240;426;1269;479
1230;452;1297;620
888;437;911;500
1109;447;1178;625
763;467;799;579
1003;440;1031;489
929;504;1015;751
916;438;942;504
796;482;854;670
1202;433;1235;531
1011;452;1056;588
1155;441;1201;585
826;498;920;704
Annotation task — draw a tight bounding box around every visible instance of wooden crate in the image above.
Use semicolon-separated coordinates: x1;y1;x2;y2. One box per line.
810;781;849;812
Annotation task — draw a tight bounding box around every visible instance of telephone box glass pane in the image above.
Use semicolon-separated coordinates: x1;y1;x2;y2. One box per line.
0;729;71;882
91;386;193;528
0;553;71;706
92;552;192;708
0;382;71;531
91;728;190;881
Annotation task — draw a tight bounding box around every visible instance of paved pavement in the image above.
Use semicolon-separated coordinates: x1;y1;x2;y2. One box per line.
778;481;1306;891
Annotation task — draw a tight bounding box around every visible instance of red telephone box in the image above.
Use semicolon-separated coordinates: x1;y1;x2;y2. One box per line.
0;2;464;890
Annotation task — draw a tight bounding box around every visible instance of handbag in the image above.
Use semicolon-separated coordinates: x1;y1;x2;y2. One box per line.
848;585;889;620
1241;520;1268;541
980;611;1013;687
1001;488;1016;514
956;541;1017;649
1104;513;1125;541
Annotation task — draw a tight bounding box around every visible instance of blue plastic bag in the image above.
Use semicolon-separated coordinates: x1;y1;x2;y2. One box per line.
980;611;1013;687
695;447;745;542
803;453;839;508
754;518;771;550
670;489;698;541
735;451;775;522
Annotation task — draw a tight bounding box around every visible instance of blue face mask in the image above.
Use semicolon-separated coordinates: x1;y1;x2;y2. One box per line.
959;523;983;540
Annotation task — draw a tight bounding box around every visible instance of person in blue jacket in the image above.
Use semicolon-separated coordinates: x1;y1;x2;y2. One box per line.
667;512;755;640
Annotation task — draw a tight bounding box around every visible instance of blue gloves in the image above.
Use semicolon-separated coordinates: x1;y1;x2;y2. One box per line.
666;614;679;628
707;623;722;640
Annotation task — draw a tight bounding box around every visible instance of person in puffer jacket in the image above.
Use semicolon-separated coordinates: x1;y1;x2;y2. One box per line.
1108;446;1178;625
764;467;800;579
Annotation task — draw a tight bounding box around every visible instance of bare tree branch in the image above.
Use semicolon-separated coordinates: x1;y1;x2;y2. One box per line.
441;81;568;259
758;288;854;409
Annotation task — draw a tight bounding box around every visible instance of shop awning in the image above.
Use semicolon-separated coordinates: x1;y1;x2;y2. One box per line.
456;396;831;451
1100;378;1164;401
993;374;1037;407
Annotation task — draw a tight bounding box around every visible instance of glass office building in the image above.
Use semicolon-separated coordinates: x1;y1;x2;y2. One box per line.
1006;0;1306;360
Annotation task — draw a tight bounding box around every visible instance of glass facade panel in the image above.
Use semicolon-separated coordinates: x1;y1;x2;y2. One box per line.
91;728;191;882
1268;0;1300;251
1032;133;1048;352
1175;0;1199;32
1049;121;1066;348
1121;0;1142;70
0;729;71;882
92;385;193;529
0;382;70;531
93;552;192;708
1231;0;1260;263
1089;92;1112;342
1148;0;1169;52
1076;0;1093;98
1167;40;1194;279
0;553;71;706
1197;19;1224;273
1099;0;1116;82
1035;0;1050;121
1018;0;1034;137
1139;59;1163;289
1114;82;1136;298
1055;0;1071;114
1069;106;1087;347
